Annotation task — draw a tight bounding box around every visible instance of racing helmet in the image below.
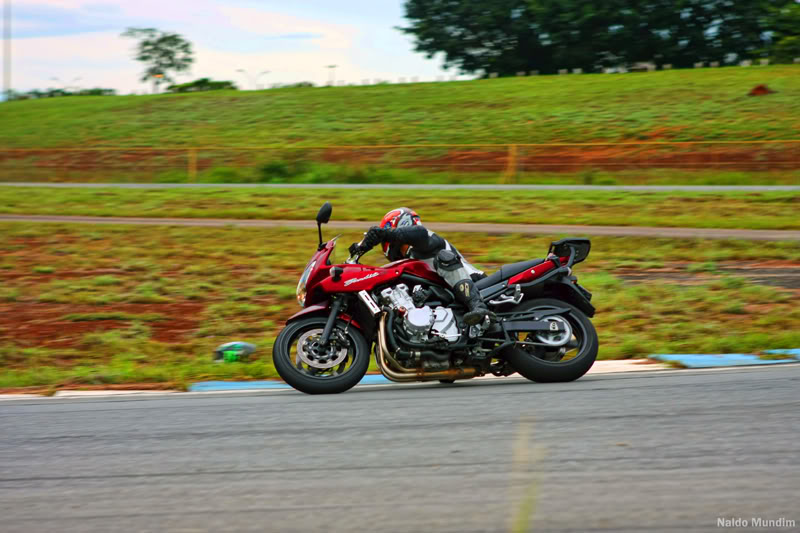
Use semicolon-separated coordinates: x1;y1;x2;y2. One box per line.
379;207;421;260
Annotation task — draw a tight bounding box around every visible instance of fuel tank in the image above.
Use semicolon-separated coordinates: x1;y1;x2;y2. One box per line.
318;259;444;293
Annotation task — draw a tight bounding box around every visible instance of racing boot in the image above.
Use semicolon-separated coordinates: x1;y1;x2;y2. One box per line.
454;279;495;326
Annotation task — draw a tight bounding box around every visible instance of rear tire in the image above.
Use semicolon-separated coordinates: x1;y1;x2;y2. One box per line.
502;298;598;383
273;316;370;394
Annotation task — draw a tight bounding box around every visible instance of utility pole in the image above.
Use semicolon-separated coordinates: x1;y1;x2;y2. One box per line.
237;69;269;90
236;69;252;89
326;65;337;86
255;70;269;90
3;0;10;101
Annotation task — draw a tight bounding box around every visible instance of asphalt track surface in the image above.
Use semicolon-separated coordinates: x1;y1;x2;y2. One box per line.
2;365;798;533
2;182;800;191
2;214;800;241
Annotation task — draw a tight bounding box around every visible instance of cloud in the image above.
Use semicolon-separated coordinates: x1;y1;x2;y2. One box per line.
12;2;121;38
13;1;219;38
217;6;356;50
12;31;141;91
6;1;451;93
271;33;324;40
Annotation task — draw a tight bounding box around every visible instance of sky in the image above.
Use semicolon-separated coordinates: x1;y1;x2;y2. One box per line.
4;0;456;94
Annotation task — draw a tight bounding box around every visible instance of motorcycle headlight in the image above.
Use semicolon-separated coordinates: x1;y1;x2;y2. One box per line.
296;260;316;307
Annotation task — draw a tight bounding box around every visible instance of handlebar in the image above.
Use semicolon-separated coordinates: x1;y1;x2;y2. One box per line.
346;237;367;264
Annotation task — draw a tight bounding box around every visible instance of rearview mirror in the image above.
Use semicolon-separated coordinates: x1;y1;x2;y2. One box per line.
316;202;332;225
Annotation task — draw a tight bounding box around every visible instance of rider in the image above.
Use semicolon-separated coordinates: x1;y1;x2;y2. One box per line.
349;207;493;326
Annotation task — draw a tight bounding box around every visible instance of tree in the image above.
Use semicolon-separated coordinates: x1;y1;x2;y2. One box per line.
400;0;793;76
399;0;543;75
122;28;194;93
767;2;800;62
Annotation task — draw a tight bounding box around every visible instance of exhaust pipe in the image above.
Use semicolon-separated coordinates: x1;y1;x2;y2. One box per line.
376;313;478;383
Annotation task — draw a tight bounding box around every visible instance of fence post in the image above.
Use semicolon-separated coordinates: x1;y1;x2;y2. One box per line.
503;144;519;184
187;148;198;182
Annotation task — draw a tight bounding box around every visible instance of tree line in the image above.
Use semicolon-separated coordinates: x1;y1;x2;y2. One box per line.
8;87;117;101
400;0;800;76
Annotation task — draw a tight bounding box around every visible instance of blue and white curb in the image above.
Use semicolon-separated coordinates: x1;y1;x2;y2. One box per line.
650;352;799;368
764;348;800;357
189;374;393;392
187;360;674;392
2;356;797;399
191;352;800;391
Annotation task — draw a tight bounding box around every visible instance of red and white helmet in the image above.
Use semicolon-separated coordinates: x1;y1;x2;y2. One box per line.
379;207;421;259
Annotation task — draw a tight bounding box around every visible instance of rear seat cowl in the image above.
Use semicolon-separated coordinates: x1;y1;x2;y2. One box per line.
474;259;545;290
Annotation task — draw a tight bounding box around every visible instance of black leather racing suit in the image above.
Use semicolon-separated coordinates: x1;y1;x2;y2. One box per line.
355;224;491;325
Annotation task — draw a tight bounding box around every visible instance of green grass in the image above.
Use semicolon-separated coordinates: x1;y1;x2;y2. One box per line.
687;261;719;273
759;353;799;361
0;221;798;390
2;66;800;148
2;186;800;230
2;162;798;185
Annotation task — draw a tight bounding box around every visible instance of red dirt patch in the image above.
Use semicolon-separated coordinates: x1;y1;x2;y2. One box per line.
321;148;386;165
743;303;780;314
748;84;776;96
4;143;800;176
0;302;205;348
0;268;127;281
737;260;800;270
406;145;800;172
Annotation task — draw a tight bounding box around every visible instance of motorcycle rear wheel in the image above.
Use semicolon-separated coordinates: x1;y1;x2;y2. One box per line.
273;316;370;394
502;298;598;383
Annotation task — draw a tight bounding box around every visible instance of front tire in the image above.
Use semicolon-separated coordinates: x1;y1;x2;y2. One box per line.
502;298;598;383
273;316;370;394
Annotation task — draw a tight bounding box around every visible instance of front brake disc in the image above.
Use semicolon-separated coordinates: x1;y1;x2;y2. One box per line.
297;329;349;370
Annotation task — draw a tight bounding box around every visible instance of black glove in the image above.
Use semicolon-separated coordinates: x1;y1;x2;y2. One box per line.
363;226;385;248
348;242;364;257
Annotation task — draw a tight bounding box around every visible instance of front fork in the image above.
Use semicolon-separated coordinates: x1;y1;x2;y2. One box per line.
318;297;344;346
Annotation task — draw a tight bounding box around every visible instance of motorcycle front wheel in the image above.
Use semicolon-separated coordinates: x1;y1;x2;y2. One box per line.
502;298;598;383
273;316;370;394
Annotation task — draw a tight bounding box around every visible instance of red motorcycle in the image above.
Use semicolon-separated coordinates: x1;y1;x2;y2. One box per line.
273;203;598;394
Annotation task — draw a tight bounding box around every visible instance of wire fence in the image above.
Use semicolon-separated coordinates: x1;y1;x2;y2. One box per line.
1;141;800;184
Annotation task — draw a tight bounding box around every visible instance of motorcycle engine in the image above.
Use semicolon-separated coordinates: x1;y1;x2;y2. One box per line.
380;284;415;311
380;285;461;344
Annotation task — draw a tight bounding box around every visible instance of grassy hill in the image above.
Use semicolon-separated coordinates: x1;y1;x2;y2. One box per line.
1;65;799;148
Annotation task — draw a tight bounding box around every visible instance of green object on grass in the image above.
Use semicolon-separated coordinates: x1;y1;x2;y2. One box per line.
214;342;257;363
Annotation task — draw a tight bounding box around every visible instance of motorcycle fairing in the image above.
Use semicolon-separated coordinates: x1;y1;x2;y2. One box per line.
285;302;363;329
318;259;443;294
